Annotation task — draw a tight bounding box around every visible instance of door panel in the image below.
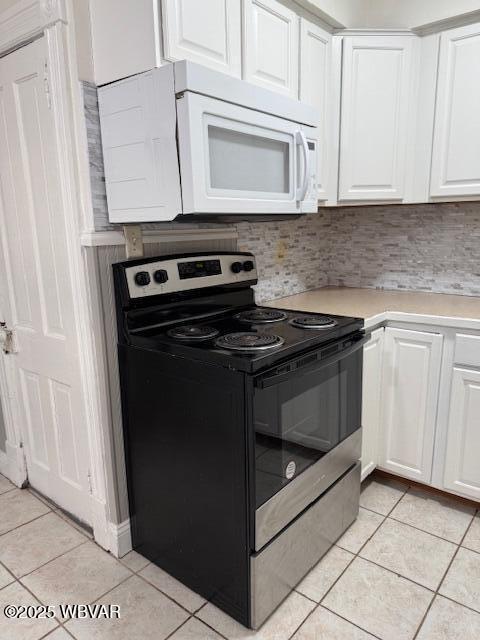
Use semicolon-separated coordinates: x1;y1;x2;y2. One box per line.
177;92;304;214
162;0;242;76
430;23;480;197
299;18;331;201
243;0;299;98
443;367;480;500
339;36;415;201
379;327;443;482
361;327;384;480
98;66;181;223
0;38;91;521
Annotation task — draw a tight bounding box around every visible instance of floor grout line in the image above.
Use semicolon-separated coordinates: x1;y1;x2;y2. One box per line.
2;474;479;639
14;540;90;581
386;512;473;545
412;510;477;640
286;480;399;640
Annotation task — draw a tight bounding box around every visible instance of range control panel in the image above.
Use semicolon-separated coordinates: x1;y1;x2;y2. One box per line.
124;254;257;299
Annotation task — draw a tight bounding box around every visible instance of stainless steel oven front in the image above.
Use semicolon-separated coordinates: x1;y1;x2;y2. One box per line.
253;331;367;550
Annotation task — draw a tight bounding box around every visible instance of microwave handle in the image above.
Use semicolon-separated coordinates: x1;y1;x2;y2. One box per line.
295;130;310;202
255;333;369;390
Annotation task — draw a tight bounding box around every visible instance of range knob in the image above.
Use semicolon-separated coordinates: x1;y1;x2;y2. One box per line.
153;269;168;284
134;271;151;287
231;261;243;274
243;260;254;272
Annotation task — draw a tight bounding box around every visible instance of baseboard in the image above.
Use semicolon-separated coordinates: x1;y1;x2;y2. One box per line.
373;468;480;509
108;519;132;558
0;449;7;476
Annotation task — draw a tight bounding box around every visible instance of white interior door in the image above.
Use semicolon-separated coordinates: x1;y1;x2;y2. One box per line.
0;38;91;523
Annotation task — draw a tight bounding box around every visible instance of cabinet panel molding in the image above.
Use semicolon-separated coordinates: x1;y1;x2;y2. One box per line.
430;23;480;197
243;0;299;98
162;0;242;76
361;327;384;480
299;18;332;201
443;367;480;500
379;327;443;483
338;35;415;201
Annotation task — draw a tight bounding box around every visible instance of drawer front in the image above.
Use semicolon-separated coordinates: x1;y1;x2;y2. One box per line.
255;429;361;551
454;334;480;367
250;463;360;629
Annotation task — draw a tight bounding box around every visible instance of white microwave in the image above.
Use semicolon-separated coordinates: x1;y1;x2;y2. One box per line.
98;61;319;222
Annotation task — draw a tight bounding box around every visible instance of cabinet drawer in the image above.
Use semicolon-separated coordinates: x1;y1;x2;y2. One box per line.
251;463;360;628
454;334;480;367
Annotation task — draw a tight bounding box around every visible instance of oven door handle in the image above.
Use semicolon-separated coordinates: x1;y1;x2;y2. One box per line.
255;334;370;389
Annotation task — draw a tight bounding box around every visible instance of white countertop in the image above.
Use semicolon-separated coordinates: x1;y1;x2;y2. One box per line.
265;287;480;331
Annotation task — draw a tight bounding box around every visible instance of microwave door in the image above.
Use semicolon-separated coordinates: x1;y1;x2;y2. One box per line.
177;92;304;215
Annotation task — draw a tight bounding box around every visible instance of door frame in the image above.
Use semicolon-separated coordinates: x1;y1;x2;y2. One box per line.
0;0;118;552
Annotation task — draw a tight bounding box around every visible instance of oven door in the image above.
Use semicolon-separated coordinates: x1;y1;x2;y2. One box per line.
253;333;367;550
177;92;316;214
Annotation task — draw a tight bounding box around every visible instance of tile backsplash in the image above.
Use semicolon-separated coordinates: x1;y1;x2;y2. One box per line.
325;203;480;298
82;82;480;301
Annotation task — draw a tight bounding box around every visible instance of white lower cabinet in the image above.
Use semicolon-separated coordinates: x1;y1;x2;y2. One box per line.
379;327;443;483
443;367;480;500
361;327;384;480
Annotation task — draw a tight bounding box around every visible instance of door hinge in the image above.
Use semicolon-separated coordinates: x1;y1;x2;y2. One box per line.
0;322;14;354
43;61;52;110
87;469;93;495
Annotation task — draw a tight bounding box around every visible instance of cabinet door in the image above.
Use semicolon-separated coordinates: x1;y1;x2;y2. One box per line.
299;18;331;201
443;368;480;500
430;23;480;197
162;0;241;76
338;36;415;201
379;328;443;483
98;67;182;223
243;0;299;97
361;328;384;480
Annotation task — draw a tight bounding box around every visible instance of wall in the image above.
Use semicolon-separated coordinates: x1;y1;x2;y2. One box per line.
327;203;480;296
364;0;480;29
0;397;6;453
237;215;330;301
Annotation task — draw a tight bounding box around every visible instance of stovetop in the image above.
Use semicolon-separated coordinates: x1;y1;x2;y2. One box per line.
125;305;363;373
113;252;364;373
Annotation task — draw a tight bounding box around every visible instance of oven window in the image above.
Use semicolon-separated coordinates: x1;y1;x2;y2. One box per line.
208;125;289;193
254;347;362;508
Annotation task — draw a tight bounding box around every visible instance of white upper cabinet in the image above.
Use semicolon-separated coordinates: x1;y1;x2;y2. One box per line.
299;18;332;201
162;0;242;76
243;0;299;98
361;328;384;480
443;367;480;500
379;328;443;483
338;35;415;201
430;23;480;197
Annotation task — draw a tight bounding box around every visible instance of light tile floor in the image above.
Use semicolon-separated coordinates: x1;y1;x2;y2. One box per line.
0;473;479;640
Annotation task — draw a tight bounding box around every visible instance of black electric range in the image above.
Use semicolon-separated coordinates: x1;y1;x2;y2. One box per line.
114;252;364;629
